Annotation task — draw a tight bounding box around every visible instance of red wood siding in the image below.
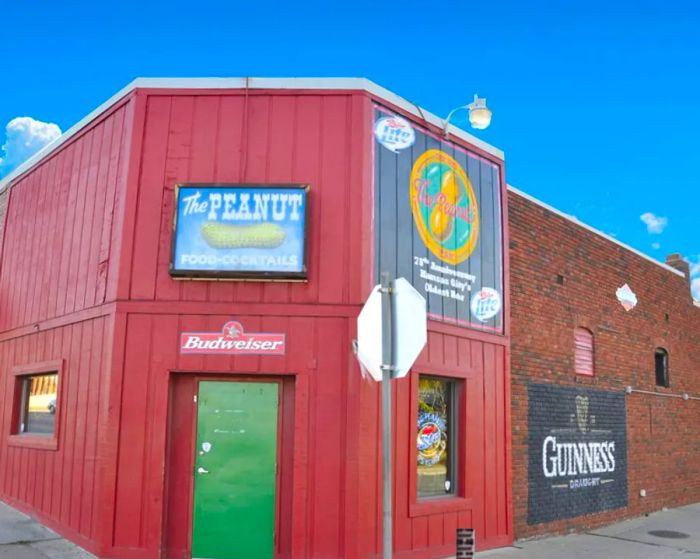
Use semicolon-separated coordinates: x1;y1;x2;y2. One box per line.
356;327;511;557
0;314;113;553
111;312;354;559
0;86;511;559
0;102;133;332
123;91;370;307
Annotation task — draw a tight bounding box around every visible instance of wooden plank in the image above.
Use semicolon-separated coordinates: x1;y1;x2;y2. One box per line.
310;318;343;557
65;128;94;314
83;116;114;308
483;343;498;539
317;96;350;304
74;122;104;312
47;144;75;318
207;95;245;304
112;314;152;547
180;95;219;303
28;160;51;324
411;515;428;550
290;96;322;305
142;315;179;550
394;374;412;553
495;346;507;536
129;96;172;301
96;107;127;305
232;96;269;305
154;95;194;302
57;136;86;316
59;322;82;525
69;320;92;530
262;95;296;304
428;514;444;548
80;318;104;536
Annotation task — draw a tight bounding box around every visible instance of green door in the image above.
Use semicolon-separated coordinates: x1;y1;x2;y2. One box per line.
192;381;279;559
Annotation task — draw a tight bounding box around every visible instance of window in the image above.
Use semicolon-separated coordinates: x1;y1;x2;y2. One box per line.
574;328;594;376
16;373;59;435
655;348;669;388
9;360;63;449
417;376;458;498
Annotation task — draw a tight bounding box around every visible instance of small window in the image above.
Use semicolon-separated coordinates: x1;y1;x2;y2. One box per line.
574;328;594;376
417;376;458;498
16;373;59;436
655;348;669;388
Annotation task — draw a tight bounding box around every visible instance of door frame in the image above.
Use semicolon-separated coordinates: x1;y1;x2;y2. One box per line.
163;373;295;559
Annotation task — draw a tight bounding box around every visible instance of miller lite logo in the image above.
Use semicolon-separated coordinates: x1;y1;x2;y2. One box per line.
470;287;501;322
374;115;415;153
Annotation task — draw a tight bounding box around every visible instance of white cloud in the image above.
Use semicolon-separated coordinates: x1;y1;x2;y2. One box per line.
0;117;61;178
688;257;700;302
651;242;661;250
640;212;668;234
692;278;700;301
689;258;700;278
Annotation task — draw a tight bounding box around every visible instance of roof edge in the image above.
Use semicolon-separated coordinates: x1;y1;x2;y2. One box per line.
507;184;686;278
0;77;504;192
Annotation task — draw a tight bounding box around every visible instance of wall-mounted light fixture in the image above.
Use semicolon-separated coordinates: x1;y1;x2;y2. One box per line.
443;94;492;137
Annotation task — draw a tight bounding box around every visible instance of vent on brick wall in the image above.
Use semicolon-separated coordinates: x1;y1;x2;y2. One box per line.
574;328;594;376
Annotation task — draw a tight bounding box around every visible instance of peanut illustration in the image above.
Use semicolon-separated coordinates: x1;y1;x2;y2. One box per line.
200;222;286;249
430;170;463;241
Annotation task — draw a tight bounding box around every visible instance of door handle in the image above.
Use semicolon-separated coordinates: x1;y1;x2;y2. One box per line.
197;467;209;475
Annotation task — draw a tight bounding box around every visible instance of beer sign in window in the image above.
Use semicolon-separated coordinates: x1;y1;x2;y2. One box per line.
417;376;458;498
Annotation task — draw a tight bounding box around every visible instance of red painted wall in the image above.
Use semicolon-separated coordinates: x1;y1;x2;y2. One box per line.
0;99;133;331
0;86;511;559
0;94;135;557
509;189;700;539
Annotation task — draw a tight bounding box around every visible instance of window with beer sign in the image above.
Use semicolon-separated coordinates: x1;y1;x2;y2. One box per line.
170;184;309;280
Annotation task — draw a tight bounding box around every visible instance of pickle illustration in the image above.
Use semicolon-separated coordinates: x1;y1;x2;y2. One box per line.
430;170;463;241
200;221;286;249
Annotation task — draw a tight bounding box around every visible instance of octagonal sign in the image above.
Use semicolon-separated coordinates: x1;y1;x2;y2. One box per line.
356;277;427;381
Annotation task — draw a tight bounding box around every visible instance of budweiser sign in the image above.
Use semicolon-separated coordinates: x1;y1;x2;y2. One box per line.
180;321;285;355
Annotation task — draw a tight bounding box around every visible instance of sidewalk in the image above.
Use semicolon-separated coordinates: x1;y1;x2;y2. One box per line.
0;502;94;559
1;498;698;558
476;503;700;559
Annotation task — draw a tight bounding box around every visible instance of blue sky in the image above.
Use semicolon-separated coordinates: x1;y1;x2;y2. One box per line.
2;0;698;296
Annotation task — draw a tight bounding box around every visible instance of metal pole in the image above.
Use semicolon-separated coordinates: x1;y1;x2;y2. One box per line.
380;272;394;559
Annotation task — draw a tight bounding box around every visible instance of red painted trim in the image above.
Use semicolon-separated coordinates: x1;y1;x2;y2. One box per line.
427;320;508;347
0;188;13;280
115;90;149;301
6;434;58;451
0;303;114;342
95;311;126;551
499;159;514;543
115;300;362;317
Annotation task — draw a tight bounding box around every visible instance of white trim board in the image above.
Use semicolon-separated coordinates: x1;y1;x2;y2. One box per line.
508;185;685;278
0;77;504;193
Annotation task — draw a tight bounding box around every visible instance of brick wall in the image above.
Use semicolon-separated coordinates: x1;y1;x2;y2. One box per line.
509;188;700;540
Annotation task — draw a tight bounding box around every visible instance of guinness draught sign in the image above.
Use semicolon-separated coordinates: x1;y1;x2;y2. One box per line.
527;383;628;524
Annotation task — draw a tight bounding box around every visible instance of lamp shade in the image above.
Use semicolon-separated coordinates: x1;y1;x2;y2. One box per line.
468;98;492;130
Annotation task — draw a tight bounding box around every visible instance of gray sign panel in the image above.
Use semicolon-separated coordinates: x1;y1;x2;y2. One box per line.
373;108;504;332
